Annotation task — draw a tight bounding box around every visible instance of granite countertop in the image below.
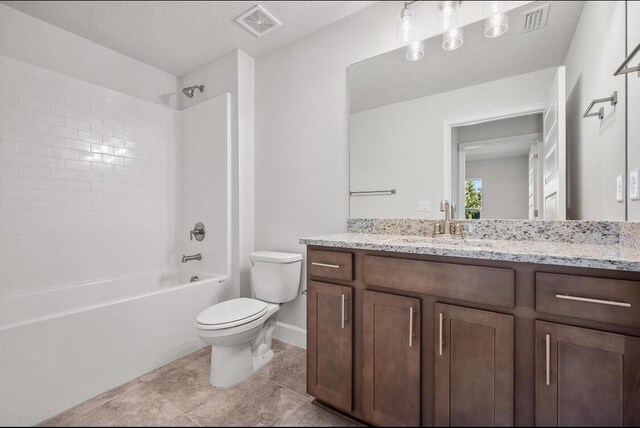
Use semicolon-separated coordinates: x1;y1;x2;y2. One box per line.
299;233;640;272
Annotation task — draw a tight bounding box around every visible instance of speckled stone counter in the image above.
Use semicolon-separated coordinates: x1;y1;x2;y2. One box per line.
347;218;639;245
299;233;640;272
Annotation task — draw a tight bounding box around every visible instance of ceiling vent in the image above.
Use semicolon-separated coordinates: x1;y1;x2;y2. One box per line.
522;3;550;33
236;5;282;38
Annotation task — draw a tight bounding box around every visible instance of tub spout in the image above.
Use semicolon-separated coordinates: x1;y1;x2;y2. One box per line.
182;253;202;263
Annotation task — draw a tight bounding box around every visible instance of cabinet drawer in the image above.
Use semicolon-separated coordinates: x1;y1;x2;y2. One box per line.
536;272;640;328
308;249;354;282
363;255;515;308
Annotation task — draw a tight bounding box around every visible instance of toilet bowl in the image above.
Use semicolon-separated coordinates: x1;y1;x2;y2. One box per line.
196;251;302;387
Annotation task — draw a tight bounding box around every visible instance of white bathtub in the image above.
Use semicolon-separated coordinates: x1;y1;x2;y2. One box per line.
0;270;230;426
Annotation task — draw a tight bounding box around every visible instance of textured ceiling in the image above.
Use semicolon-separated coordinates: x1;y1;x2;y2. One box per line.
1;1;376;76
350;1;585;113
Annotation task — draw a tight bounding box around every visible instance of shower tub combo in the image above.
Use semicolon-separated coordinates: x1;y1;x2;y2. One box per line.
0;270;230;426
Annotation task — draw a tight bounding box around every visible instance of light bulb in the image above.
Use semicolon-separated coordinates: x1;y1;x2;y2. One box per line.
406;40;425;61
484;13;508;38
442;27;464;50
397;6;416;44
483;0;508;15
439;1;462;17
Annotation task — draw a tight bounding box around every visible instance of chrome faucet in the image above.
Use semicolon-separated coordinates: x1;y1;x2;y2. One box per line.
182;253;202;263
433;199;464;239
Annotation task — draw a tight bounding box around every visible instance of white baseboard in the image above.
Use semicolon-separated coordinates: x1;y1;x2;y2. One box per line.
273;321;306;349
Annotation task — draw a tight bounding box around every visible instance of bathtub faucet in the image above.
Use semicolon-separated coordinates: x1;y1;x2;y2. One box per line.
182;253;202;263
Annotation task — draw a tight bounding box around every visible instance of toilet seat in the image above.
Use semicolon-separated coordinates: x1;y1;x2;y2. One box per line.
196;298;268;330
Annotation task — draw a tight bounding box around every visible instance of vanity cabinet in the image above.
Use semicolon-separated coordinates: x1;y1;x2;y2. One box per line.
434;303;514;427
306;280;353;412
304;246;640;427
362;290;421;427
535;321;640;427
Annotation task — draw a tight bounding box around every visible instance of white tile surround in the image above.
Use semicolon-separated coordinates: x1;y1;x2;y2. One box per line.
0;54;177;297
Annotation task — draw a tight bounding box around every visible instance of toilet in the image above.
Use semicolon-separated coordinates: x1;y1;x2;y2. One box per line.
195;251;302;387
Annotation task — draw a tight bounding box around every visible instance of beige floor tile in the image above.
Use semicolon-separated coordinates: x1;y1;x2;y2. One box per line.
39;379;143;426
258;341;307;397
140;347;221;414
42;380;188;427
275;402;361;427
187;374;308;427
39;340;354;427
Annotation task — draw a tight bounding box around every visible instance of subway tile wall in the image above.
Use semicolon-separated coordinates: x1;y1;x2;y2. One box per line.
0;55;177;296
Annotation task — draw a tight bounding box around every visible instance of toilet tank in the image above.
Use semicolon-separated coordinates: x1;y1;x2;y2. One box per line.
249;251;303;303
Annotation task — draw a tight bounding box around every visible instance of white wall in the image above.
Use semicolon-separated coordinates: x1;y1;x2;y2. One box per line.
255;1;530;330
179;50;255;299
237;52;256;299
178;94;230;277
0;54;177;296
628;1;640;221
0;3;178;109
349;68;554;219
466;156;529;219
457;114;543;143
564;0;627;221
178;51;238;111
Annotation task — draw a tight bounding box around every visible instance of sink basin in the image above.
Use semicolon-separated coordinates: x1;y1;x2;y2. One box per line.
391;237;436;244
389;236;495;248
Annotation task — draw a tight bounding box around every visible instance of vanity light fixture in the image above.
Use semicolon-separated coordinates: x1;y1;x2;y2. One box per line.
398;2;425;61
439;1;463;18
398;0;475;57
398;3;417;44
440;1;464;50
442;26;464;51
407;40;425;61
484;1;509;38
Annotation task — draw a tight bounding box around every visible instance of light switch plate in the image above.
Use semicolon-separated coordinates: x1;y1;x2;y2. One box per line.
418;200;430;212
616;174;624;202
631;169;640;200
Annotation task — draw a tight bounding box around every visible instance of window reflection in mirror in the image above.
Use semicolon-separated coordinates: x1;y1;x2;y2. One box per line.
465;179;482;220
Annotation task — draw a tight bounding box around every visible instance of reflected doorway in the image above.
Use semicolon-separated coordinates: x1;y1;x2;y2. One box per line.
452;113;543;220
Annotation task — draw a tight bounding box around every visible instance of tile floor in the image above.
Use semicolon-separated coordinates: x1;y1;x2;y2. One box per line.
40;340;358;427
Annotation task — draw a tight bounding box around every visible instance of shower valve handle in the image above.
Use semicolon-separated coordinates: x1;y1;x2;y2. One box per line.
190;222;206;241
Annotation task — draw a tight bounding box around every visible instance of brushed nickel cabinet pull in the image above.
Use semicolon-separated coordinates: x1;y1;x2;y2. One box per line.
545;333;551;386
439;312;444;356
555;294;631;308
312;262;340;269
341;294;345;329
409;307;414;348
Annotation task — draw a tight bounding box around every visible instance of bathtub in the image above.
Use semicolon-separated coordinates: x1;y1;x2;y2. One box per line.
0;270;230;426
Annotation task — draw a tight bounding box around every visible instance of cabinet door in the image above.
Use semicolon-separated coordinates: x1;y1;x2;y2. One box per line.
362;290;421;427
307;280;353;412
535;321;640;427
434;303;514;427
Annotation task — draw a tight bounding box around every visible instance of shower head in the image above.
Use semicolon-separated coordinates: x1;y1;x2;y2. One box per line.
182;85;205;98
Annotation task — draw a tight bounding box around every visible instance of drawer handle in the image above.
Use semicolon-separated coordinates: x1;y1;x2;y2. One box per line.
409;307;414;348
438;312;444;356
545;333;551;386
555;294;631;308
312;262;340;269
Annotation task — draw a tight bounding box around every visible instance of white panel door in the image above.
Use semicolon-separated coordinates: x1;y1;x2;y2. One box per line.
542;67;566;220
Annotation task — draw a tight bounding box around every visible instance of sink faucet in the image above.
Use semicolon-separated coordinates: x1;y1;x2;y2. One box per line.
182;253;202;263
433;200;464;239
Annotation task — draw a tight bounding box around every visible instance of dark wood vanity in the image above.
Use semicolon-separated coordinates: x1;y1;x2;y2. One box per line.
305;246;640;427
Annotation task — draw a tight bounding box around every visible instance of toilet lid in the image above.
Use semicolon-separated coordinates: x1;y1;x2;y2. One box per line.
196;298;268;329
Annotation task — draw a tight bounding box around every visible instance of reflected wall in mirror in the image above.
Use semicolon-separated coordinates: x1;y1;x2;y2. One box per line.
349;0;628;221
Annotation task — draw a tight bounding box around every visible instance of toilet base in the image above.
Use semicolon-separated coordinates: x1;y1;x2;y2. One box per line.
208;315;277;388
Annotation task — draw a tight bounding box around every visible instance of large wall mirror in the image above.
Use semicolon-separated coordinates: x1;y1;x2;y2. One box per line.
349;1;629;221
